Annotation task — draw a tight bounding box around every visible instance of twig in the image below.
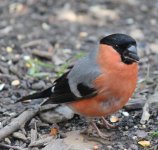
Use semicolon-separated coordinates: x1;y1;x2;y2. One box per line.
140;103;150;124
21;39;53;52
0;143;24;150
0;104;57;141
2;109;26;127
30;121;38;144
0;109;38;140
32;50;52;60
39;104;58;112
29;136;53;147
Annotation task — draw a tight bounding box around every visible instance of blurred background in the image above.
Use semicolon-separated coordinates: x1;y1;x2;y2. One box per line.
0;0;157;149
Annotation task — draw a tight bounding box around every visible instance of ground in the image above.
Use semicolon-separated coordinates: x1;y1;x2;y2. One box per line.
0;0;158;150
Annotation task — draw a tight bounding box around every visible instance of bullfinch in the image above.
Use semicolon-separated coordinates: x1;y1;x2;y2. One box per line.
17;33;139;138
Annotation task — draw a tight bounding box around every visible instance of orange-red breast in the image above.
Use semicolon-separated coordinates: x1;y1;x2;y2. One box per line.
17;33;139;137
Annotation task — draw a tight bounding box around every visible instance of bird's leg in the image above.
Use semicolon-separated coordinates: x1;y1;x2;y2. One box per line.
101;116;117;129
81;118;112;139
90;122;110;139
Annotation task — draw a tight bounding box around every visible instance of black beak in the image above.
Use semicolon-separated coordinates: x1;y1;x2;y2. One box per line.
124;45;139;62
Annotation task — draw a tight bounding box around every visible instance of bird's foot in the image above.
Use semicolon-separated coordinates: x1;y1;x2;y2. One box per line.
81;122;112;140
101;116;118;129
91;122;111;139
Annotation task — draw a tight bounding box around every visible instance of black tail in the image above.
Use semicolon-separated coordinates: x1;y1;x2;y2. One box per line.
16;87;53;103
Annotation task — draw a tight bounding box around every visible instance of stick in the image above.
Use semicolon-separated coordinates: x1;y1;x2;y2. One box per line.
0;109;38;140
0;143;24;150
29;136;53;147
32;50;52;60
0;104;56;141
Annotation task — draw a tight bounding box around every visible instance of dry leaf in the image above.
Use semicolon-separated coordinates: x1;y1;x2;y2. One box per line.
110;116;119;123
138;140;150;147
50;128;58;136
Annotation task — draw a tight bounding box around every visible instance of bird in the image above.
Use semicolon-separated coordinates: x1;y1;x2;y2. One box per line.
17;33;139;138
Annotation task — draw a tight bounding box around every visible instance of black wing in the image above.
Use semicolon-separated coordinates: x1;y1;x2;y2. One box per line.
17;67;97;104
43;70;97;104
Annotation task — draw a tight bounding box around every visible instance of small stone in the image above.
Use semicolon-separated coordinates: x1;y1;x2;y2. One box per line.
135;130;148;138
0;122;2;128
134;126;138;129
150;19;157;25
126;18;134;25
132;136;137;140
40;105;74;124
89;5;119;20
0;83;5;91
79;32;88;38
31;81;45;90
9;3;26;13
23;55;31;60
140;5;148;12
4;138;11;144
6;46;13;53
107;145;113;150
150;43;158;53
57;9;77;22
122;111;129;117
42;22;50;30
141;125;146;129
11;80;20;86
130;29;144;40
125;126;129;130
129;144;138;150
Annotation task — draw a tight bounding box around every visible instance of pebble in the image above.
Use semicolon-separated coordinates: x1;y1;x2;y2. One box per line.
135;130;148;138
107;145;113;150
130;29;144;40
141;125;146;129
11;80;20;86
149;43;158;54
40;105;74;124
0;122;2;128
6;46;13;53
23;55;31;60
129;144;138;150
42;22;50;30
132;136;137;140
150;19;157;25
126;18;134;25
4;138;11;144
89;5;119;20
79;32;88;38
0;83;5;91
57;9;77;22
125;126;129;130
31;81;45;90
134;126;138;129
9;66;18;75
122;111;129;117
